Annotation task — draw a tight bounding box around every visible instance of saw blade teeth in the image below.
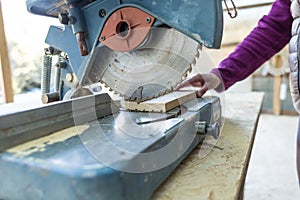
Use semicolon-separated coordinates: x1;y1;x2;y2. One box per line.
183;72;188;79
199;44;202;50
193;44;201;58
111;89;118;95
93;28;202;102
191;59;197;66
193;45;202;65
103;83;109;88
126;96;132;101
188;65;193;73
158;91;165;96
195;49;200;58
198;49;202;57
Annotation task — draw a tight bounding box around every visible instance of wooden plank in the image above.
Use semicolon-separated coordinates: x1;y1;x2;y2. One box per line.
153;92;264;200
122;90;196;112
0;2;13;103
273;54;283;115
273;76;281;115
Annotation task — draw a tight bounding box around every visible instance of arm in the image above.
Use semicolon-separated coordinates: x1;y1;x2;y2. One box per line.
177;0;293;97
212;0;292;91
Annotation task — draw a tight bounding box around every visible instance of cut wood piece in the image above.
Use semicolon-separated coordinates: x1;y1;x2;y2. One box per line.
122;90;197;112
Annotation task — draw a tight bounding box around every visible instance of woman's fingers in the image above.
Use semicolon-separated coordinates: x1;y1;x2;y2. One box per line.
196;84;209;97
175;73;222;97
175;74;205;90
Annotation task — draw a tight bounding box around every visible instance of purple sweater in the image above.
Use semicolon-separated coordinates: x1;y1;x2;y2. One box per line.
211;0;293;91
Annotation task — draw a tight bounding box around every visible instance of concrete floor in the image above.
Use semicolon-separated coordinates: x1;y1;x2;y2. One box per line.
244;114;300;199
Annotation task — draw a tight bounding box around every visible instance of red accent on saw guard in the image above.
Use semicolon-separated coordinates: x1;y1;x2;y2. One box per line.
99;7;155;52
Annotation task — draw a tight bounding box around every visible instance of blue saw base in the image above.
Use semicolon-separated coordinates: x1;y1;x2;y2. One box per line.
0;97;221;199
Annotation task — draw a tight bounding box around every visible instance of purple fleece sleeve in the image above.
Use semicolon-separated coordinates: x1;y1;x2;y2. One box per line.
211;0;293;91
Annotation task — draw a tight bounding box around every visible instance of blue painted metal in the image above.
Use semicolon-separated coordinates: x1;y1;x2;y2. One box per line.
26;0;223;98
0;97;222;199
27;0;223;48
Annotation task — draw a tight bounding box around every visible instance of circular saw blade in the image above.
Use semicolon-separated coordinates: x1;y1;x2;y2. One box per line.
87;27;201;101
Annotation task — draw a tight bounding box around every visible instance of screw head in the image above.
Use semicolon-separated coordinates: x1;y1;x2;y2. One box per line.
99;9;106;18
146;17;151;24
66;73;73;82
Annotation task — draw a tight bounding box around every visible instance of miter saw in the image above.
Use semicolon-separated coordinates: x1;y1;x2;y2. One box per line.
0;0;225;199
25;0;223;102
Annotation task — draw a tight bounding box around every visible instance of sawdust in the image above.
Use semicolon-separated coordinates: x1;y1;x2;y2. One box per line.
152;93;263;200
6;124;89;157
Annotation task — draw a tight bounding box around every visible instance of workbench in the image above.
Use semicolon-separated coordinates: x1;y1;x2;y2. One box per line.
0;92;263;199
153;92;264;200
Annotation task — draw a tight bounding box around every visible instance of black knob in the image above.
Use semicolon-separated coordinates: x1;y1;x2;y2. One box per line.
59;13;69;25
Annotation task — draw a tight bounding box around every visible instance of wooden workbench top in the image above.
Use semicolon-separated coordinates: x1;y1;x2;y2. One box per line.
153;92;264;200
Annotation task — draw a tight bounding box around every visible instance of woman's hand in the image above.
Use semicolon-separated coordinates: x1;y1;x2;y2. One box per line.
175;73;222;97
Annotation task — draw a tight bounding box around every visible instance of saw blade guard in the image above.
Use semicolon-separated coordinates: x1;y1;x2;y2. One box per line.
27;0;223;48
